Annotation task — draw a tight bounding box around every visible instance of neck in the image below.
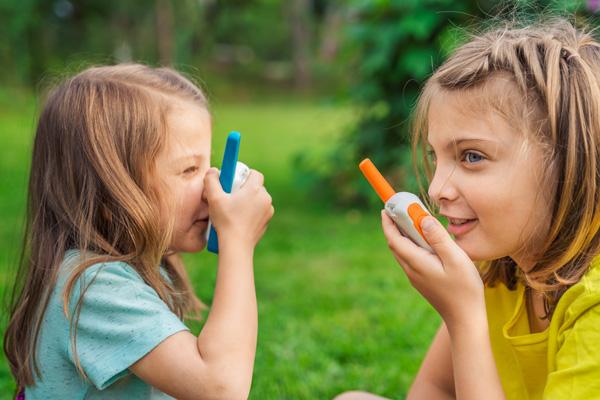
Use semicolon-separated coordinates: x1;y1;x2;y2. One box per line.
526;287;550;332
511;253;537;274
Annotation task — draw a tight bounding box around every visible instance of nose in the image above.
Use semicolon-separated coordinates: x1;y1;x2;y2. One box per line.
427;164;459;206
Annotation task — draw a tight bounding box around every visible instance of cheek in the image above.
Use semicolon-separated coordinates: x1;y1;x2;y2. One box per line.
471;172;517;220
474;179;548;254
458;181;515;258
171;178;207;223
178;178;204;204
191;177;205;198
185;179;205;210
513;189;552;244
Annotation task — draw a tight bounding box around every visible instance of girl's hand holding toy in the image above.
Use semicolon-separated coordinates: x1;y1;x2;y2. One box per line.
360;158;484;330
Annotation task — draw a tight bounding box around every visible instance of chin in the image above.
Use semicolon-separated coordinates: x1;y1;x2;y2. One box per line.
454;239;490;262
461;246;503;263
171;238;207;253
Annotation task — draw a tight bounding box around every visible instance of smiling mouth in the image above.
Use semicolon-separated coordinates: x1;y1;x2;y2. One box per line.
447;218;478;236
448;217;474;225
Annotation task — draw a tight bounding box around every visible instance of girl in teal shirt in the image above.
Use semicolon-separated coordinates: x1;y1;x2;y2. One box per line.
4;64;274;399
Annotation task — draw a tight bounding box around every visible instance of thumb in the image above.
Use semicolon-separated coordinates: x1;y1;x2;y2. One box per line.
420;216;463;264
203;168;225;201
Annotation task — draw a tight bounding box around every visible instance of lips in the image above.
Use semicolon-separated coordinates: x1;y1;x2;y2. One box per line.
193;217;209;226
446;217;477;236
448;217;470;224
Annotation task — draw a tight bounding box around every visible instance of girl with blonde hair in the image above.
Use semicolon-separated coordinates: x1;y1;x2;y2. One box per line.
4;64;274;399
338;17;600;399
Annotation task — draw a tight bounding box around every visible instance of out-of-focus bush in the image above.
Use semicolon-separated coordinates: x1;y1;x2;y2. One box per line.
294;0;481;207
296;0;599;208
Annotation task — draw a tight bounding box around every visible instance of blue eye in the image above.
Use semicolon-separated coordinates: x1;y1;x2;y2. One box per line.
464;151;484;164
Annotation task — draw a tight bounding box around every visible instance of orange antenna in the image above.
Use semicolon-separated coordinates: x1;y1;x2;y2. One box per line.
359;158;395;203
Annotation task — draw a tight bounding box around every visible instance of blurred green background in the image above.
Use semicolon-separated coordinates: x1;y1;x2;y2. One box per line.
0;0;596;398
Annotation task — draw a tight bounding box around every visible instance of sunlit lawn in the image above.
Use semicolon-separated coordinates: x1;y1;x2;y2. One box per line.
0;89;439;399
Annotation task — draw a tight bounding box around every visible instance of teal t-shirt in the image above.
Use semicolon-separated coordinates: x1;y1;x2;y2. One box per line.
26;250;189;399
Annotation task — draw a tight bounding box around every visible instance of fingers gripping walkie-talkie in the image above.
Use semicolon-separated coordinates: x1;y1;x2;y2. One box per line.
206;131;250;253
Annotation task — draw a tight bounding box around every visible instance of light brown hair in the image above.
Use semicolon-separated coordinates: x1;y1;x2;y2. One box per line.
412;17;600;318
4;64;208;388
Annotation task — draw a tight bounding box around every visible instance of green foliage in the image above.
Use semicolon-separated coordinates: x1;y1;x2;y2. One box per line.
295;0;481;207
299;0;600;208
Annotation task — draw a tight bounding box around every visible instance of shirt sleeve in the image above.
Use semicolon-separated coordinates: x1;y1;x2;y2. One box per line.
543;305;600;399
66;261;189;390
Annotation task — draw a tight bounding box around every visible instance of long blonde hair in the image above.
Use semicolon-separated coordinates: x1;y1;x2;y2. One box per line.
4;64;208;387
412;17;600;318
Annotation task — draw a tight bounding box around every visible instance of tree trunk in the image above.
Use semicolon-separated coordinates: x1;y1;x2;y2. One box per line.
155;0;174;66
289;0;312;89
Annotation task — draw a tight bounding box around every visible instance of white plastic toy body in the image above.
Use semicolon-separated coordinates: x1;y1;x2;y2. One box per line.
385;192;433;252
230;161;251;191
359;158;434;252
205;161;250;241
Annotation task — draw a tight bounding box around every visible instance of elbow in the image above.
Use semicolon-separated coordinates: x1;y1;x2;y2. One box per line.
210;384;250;400
204;373;252;400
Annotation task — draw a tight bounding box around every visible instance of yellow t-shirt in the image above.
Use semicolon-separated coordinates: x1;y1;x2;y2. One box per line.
485;258;600;399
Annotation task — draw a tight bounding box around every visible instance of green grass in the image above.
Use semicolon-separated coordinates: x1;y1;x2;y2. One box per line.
0;89;439;399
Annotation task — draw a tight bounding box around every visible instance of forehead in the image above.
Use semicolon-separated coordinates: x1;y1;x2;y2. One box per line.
164;100;211;158
426;78;525;148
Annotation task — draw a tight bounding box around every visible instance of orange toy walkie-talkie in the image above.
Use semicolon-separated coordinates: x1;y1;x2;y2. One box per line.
359;158;433;252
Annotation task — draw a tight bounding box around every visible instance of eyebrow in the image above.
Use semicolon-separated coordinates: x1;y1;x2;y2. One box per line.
427;138;498;151
174;154;205;163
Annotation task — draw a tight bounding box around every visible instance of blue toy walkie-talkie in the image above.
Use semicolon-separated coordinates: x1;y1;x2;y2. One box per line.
207;131;243;253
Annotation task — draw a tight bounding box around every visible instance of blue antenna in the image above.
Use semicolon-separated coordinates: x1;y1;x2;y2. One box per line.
207;131;241;253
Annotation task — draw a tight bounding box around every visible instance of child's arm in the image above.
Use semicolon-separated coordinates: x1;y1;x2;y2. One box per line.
407;323;454;399
381;212;504;400
130;168;273;400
